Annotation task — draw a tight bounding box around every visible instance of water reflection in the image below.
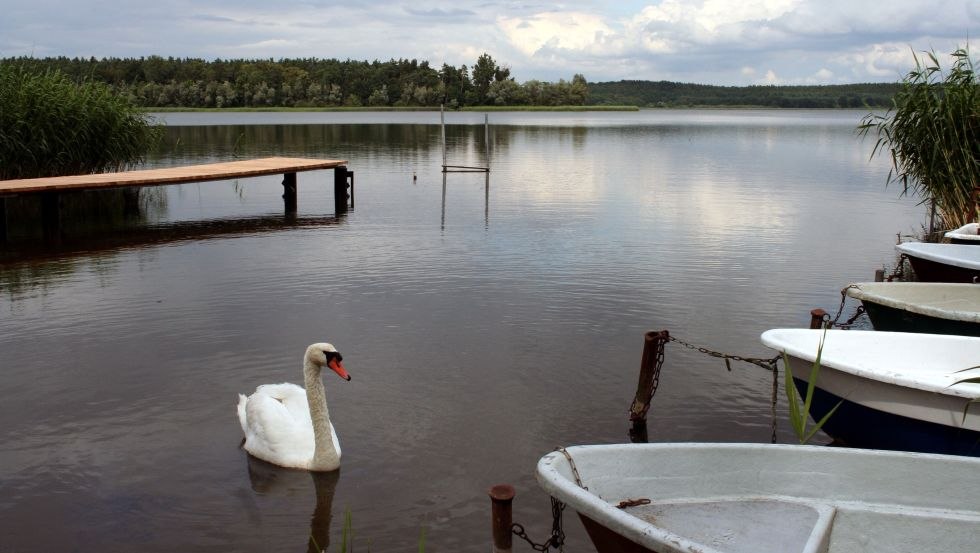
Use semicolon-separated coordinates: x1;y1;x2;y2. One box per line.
245;456;340;553
441;172;490;230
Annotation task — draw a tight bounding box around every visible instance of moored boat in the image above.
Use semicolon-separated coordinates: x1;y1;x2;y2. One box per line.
761;328;980;456
536;443;980;553
843;281;980;336
945;222;980;244
895;241;980;282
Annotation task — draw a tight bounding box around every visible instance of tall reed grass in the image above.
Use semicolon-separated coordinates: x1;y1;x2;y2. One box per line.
0;63;162;179
859;47;979;233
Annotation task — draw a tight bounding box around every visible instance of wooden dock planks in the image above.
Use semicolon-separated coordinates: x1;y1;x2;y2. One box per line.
0;156;348;196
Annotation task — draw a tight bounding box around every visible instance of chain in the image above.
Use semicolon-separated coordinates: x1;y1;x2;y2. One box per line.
511;497;566;552
510;447;583;552
667;336;781;443
667;335;780;372
826;285;866;329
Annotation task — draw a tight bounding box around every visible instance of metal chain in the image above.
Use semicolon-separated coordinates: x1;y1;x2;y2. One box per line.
827;285;866;329
510;447;582;552
667;335;780;372
667;335;781;443
511;497;566;552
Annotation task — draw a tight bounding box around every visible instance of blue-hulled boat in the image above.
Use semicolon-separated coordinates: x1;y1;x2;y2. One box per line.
761;328;980;456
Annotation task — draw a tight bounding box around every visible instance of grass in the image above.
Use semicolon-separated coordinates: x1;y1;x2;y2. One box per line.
316;509;427;553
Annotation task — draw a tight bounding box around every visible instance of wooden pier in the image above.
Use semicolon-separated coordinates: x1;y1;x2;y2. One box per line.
0;157;353;240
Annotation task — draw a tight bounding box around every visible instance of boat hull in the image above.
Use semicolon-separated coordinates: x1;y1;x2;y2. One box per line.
792;376;980;456
895;242;980;282
536;444;980;553
945;223;980;245
861;300;980;336
906;254;980;282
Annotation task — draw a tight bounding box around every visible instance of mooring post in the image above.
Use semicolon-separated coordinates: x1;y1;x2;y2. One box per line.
333;166;352;213
41;192;61;237
874;269;885;282
441;104;447;172
484;113;490;170
809;308;828;330
282;172;298;213
0;196;7;242
629;330;669;438
489;484;515;553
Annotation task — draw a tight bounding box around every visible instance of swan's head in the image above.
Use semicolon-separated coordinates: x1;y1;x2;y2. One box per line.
307;342;351;381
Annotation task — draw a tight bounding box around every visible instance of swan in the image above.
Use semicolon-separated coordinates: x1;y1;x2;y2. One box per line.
237;343;351;471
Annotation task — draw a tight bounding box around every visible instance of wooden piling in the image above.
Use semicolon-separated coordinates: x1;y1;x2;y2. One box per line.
0;197;7;241
629;330;669;430
333;166;352;213
282;172;298;213
489;484;515;553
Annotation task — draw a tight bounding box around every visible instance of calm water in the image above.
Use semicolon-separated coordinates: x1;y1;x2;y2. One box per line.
0;110;922;552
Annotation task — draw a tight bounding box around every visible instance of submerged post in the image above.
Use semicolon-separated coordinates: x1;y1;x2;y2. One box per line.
441;104;447;172
282;172;297;213
0;197;7;241
489;484;515;553
809;308;828;330
629;330;669;441
333;166;352;213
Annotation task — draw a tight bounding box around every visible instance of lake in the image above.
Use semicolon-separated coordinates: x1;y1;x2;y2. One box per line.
0;109;923;552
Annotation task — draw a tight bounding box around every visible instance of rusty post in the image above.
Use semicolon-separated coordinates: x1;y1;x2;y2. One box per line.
874;269;885;282
489;484;515;553
809;308;827;330
629;330;669;425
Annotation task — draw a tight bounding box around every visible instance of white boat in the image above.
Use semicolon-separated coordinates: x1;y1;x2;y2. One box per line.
895;241;980;282
536;443;980;553
761;328;980;455
945;222;980;244
843;281;980;336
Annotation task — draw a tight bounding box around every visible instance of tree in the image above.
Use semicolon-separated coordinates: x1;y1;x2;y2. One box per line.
860;48;980;232
471;53;498;105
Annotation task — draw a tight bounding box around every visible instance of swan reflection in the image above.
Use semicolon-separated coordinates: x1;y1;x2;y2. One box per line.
246;455;341;553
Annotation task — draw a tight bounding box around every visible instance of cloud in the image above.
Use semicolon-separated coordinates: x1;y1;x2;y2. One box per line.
0;0;975;85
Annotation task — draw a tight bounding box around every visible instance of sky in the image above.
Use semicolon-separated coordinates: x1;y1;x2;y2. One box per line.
1;0;976;85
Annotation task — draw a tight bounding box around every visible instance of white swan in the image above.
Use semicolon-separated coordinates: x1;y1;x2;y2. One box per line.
237;343;351;471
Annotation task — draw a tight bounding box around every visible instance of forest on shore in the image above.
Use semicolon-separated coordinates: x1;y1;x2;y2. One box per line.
2;55;898;109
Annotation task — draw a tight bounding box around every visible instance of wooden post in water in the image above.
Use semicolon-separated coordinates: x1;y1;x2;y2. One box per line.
333;166;352;213
41;192;61;236
488;484;515;553
629;330;669;442
809;308;828;330
441;104;447;172
282;172;298;213
484;113;490;169
0;197;7;241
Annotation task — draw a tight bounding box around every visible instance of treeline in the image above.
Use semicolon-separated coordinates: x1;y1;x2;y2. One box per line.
0;54;589;108
588;80;900;108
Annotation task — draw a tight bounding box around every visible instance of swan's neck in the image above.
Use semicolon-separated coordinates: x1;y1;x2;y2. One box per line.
304;360;339;470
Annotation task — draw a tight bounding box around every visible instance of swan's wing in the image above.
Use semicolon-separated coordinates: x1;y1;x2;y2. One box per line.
253;383;311;423
240;385;314;468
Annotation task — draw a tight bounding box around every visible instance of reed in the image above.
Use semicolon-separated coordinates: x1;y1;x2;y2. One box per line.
783;326;841;444
0;63;162;179
859;47;979;233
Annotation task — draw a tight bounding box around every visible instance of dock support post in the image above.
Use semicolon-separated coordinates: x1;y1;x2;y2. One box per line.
0;197;7;242
629;330;669;443
282;172;297;213
489;484;515;553
334;166;352;213
809;308;828;329
41;192;61;236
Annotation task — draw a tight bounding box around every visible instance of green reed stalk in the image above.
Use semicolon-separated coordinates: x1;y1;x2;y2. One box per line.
0;63;162;179
858;47;979;232
784;325;842;444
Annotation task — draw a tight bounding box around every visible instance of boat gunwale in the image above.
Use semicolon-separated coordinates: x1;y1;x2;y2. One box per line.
895;242;980;270
844;282;980;323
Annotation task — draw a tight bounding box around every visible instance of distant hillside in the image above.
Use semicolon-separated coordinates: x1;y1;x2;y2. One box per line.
587;80;899;108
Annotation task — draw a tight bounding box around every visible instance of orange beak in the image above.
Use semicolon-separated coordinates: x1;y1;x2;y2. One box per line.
328;358;351;381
